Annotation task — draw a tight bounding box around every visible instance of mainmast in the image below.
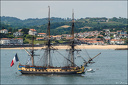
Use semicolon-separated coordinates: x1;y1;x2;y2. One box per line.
70;9;75;67
47;6;51;67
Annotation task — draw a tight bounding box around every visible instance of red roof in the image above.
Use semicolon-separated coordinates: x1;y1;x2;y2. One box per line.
52;35;62;37
88;41;104;43
0;38;23;40
66;37;73;39
36;37;44;40
30;29;36;31
99;35;103;37
0;38;10;40
111;39;118;41
1;29;8;31
38;33;46;35
17;38;23;40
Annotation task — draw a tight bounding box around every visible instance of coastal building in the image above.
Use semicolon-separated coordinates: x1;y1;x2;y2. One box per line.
119;34;127;38
10;38;23;45
18;29;22;32
17;38;23;44
106;18;109;22
0;29;8;34
13;32;23;37
104;36;111;39
110;32;117;35
37;33;46;37
78;38;104;45
104;39;110;44
28;29;37;35
62;34;68;37
36;37;44;41
0;38;23;45
117;30;127;35
52;35;62;40
87;41;104;45
77;32;85;38
110;39;125;45
103;29;110;36
65;37;73;40
0;38;10;45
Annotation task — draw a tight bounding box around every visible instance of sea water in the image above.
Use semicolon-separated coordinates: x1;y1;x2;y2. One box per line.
1;49;127;84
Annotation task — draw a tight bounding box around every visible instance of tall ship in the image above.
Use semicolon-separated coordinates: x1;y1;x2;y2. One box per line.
18;6;101;74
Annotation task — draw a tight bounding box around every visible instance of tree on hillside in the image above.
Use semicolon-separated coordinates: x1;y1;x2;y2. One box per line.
0;33;6;38
12;29;18;33
0;33;14;38
111;17;118;21
26;34;33;39
8;27;13;32
21;28;29;34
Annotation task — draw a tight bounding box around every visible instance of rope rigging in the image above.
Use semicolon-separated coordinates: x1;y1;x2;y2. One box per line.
55;50;78;67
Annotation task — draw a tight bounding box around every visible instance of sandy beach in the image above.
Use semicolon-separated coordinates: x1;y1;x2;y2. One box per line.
0;45;127;50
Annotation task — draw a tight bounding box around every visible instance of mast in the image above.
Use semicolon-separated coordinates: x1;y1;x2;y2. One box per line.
67;9;81;67
31;31;34;66
30;29;40;66
47;6;51;67
71;9;74;39
48;6;50;38
70;9;75;67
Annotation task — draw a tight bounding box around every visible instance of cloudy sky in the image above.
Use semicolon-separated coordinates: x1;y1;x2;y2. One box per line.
1;1;127;20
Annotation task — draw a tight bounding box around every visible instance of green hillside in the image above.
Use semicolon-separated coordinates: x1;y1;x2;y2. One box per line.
0;16;127;35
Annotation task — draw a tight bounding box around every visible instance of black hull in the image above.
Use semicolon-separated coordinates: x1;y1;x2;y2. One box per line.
21;70;82;74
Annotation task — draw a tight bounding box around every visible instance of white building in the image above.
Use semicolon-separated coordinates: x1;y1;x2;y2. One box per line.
110;39;125;45
52;35;62;40
28;29;37;35
17;38;23;44
37;33;46;37
0;38;23;45
0;29;8;34
13;32;23;37
104;36;111;39
10;38;23;45
104;29;110;36
0;38;10;45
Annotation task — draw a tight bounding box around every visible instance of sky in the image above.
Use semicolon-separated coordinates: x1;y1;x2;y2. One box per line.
1;1;127;20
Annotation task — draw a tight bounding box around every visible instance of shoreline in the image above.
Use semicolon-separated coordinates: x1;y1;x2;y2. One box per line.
0;45;127;50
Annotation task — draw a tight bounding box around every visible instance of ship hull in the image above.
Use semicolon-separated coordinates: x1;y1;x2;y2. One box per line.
18;64;85;75
20;70;80;74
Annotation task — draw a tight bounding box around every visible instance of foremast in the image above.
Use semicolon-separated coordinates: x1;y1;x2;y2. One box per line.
30;30;39;66
31;35;34;66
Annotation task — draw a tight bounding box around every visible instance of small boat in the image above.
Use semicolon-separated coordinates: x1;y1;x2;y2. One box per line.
87;68;95;73
77;55;81;57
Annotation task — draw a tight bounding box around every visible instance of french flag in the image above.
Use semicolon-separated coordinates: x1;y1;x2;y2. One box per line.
10;53;19;67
